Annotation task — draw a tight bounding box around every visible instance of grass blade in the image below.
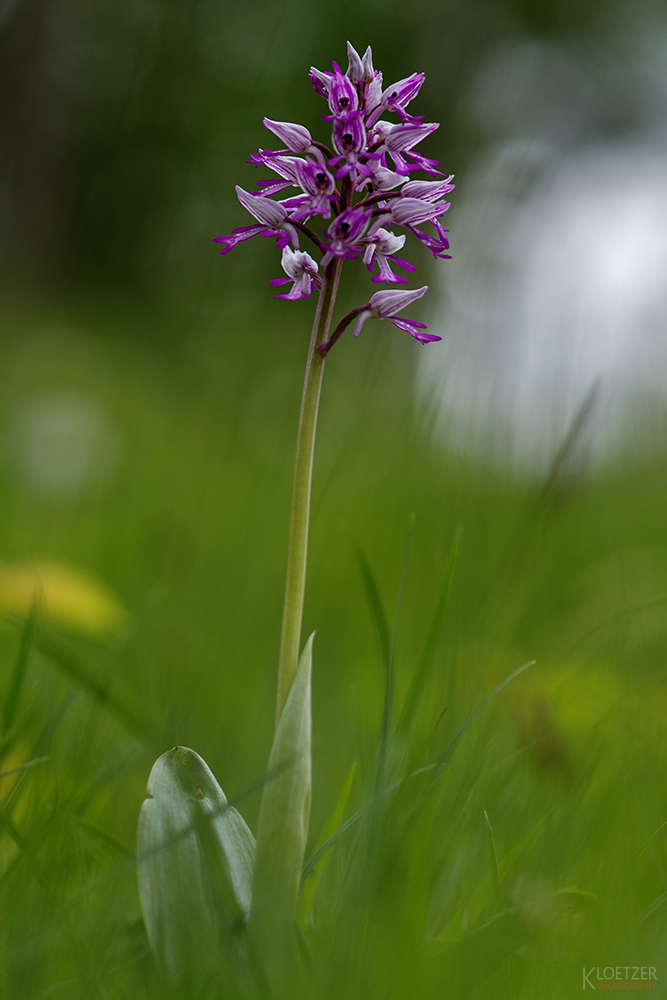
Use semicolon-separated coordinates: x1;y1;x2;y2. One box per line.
398;526;462;732
377;516;414;790
484;810;502;901
392;708;447;804
354;546;391;669
2;601;38;738
298;761;357;928
438;660;535;765
0;756;49;782
301;764;440;884
34;630;159;747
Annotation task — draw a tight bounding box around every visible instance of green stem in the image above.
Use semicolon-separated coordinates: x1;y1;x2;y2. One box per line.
275;259;343;728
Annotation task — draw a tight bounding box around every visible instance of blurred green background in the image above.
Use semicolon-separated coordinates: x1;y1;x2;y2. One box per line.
1;0;667;996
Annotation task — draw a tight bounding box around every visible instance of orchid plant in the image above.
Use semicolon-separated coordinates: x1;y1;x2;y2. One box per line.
137;42;453;987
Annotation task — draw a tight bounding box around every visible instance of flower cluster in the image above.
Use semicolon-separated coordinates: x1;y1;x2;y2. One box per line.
213;43;454;352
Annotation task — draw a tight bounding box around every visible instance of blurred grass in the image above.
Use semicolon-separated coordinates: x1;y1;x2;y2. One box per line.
0;296;663;996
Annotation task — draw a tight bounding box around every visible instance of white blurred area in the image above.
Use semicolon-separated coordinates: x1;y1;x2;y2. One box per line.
419;34;667;471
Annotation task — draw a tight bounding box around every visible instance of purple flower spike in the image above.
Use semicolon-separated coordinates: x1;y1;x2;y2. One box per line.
270;246;321;301
353;286;440;345
215;45;453;347
263;119;313;154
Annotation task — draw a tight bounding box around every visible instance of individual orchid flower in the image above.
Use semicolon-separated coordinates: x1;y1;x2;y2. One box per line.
360;45;376;83
320;206;371;265
327;62;359;117
382;197;452;259
357;163;407;193
213;186;299;254
400;177;456;201
247;122;316;169
361;228;415;284
309;65;332;99
263;119;314;154
352;286;438;343
380;73;425;121
270;246;321;301
361;53;384;118
388;196;451;227
278;158;337;220
317;285;440;355
330;114;373;180
382;121;442;175
260;156;305;186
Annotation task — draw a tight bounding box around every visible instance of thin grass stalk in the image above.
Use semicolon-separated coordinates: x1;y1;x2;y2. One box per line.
275;258;343;727
376;516;413;792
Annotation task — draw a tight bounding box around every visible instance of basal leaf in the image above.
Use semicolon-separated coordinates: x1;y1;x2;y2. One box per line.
137;746;255;979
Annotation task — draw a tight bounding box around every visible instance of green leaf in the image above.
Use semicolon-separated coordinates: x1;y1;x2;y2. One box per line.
298;761;356;929
251;632;313;966
137;746;255;980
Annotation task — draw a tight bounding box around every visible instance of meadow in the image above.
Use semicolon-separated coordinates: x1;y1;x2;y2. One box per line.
0;290;664;998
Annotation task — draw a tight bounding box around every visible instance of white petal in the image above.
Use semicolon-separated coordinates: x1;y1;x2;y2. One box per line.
369;286;428;317
263;119;312;153
235;186;287;227
346;42;364;84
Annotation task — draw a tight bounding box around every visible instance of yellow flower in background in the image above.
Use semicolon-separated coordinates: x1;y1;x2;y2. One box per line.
0;560;127;638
